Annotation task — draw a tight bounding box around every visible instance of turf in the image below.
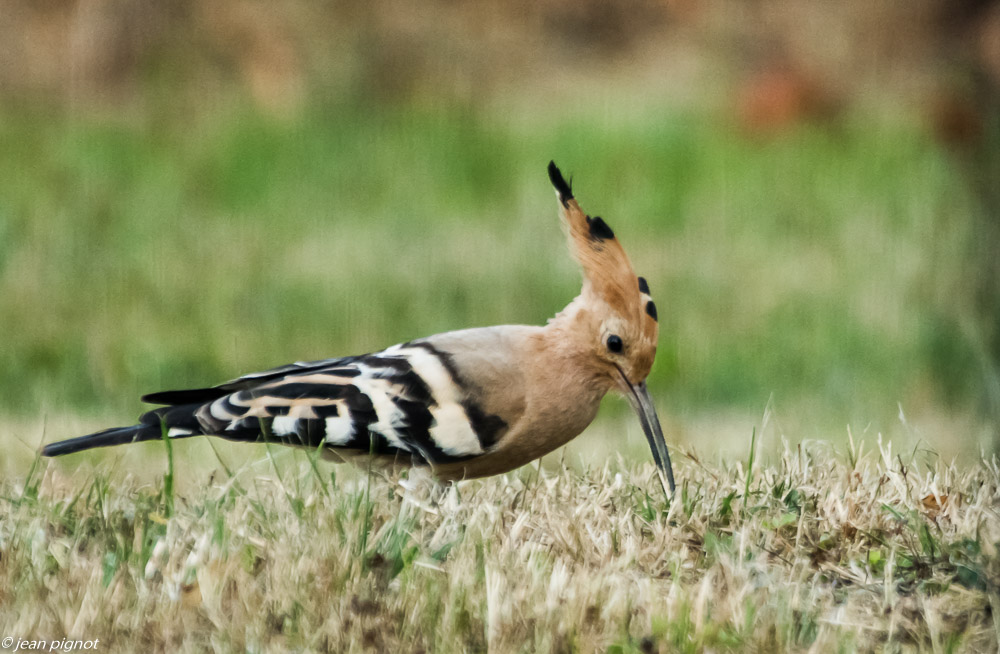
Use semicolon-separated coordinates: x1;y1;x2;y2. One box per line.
2;436;998;652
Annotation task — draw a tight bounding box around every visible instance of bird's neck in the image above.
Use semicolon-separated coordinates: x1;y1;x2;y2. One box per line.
536;295;613;397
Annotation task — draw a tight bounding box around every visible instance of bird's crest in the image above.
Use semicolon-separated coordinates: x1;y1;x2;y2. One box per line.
547;161;658;344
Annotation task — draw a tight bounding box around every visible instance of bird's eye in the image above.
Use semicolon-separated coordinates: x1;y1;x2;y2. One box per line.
606;334;623;353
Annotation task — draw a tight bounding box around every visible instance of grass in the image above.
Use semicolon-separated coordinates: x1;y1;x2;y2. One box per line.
0;99;985;441
2;435;999;652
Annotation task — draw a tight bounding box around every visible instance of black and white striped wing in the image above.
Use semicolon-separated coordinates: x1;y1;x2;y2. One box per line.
143;343;505;465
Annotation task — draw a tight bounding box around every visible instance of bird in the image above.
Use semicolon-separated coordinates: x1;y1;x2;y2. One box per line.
41;162;676;494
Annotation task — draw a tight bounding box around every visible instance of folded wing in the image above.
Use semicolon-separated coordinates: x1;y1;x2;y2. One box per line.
144;344;503;465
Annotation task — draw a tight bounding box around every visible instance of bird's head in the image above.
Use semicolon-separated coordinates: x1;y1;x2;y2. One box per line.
547;161;674;494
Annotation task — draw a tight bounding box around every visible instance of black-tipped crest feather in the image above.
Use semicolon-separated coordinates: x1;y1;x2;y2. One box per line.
586;216;615;241
547;161;573;206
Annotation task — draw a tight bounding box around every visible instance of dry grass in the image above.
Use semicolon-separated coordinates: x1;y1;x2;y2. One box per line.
2;434;1000;653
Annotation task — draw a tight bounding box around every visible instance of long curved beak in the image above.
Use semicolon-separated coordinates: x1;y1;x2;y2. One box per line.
621;376;676;496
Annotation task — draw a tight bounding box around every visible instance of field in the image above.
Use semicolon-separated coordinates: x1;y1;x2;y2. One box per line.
3;433;1000;652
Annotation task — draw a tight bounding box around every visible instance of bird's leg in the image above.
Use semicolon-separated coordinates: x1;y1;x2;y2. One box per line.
397;465;448;514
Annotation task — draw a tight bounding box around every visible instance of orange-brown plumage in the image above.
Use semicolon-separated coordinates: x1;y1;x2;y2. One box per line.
548;162;659;387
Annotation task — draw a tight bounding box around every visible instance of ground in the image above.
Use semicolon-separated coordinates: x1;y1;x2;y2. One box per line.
3;428;999;653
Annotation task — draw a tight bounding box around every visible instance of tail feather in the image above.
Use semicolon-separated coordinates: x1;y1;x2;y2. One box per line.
43;402;207;457
41;425;163;457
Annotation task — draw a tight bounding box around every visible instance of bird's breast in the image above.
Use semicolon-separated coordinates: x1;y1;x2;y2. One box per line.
434;384;605;479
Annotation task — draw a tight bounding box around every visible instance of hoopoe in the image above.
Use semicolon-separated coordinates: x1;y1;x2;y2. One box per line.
42;162;675;493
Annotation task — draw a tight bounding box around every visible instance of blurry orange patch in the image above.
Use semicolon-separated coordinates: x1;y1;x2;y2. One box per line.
736;66;835;134
931;94;984;147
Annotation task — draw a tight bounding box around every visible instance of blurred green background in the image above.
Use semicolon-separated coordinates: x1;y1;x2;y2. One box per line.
2;0;999;471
